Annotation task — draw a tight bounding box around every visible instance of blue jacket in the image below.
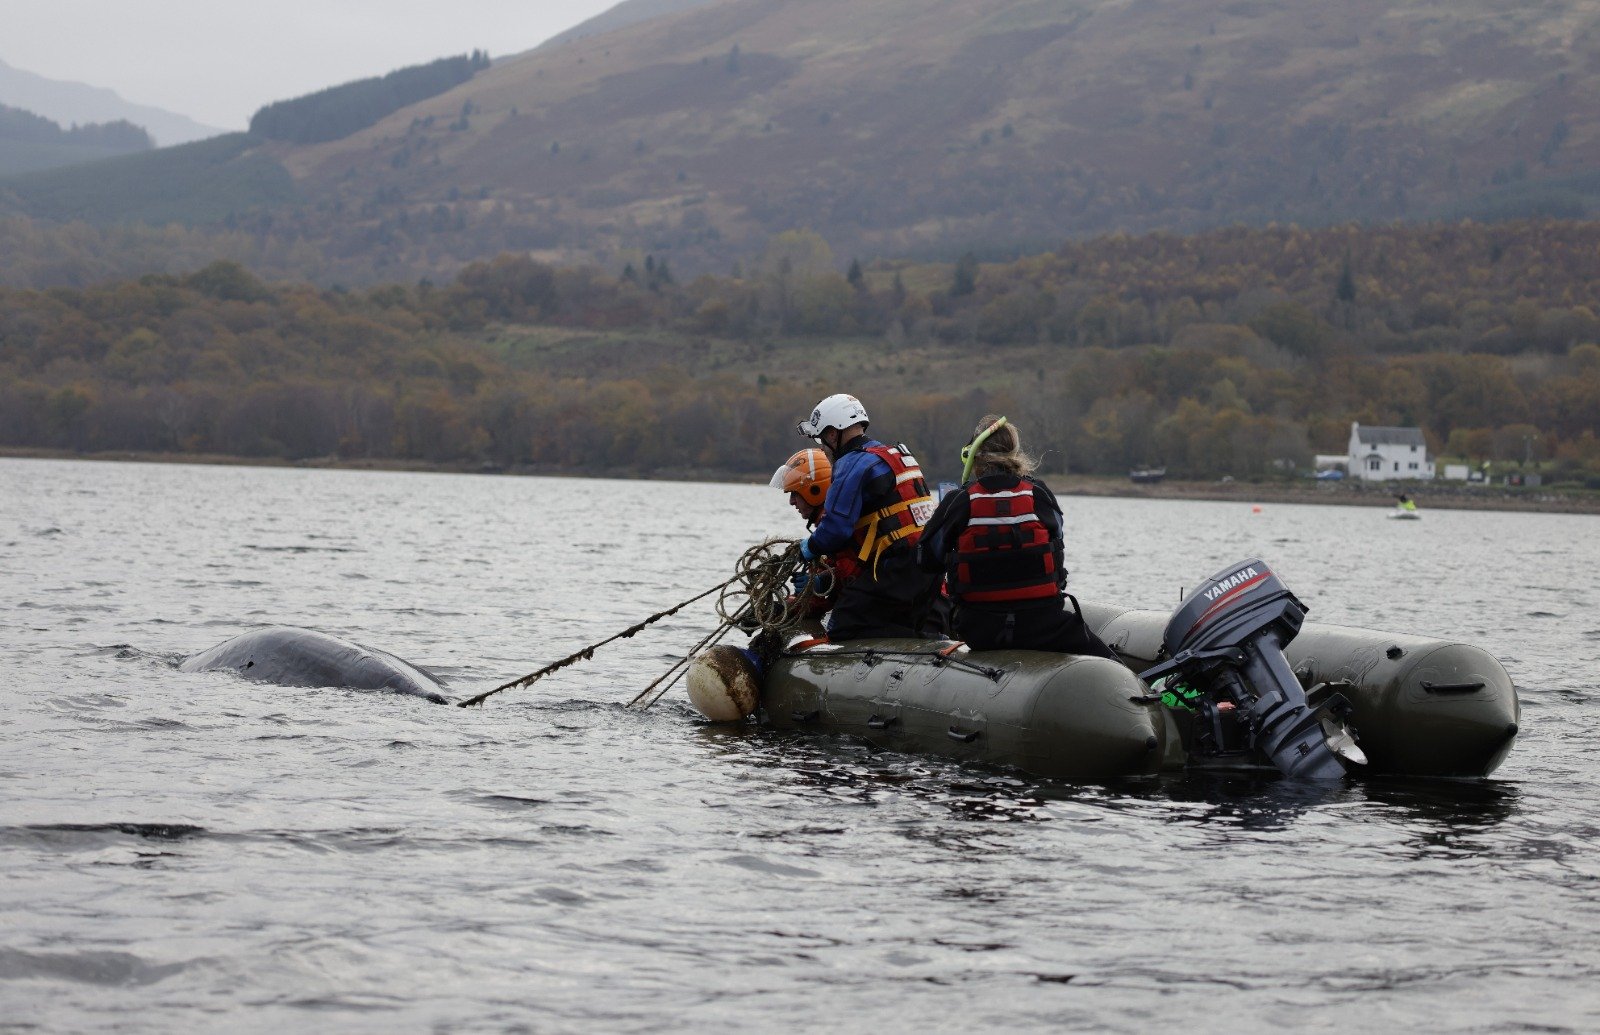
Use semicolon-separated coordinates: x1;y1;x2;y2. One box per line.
805;437;890;557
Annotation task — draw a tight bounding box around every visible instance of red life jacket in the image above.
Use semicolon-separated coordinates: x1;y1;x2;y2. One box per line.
831;551;862;584
806;509;858;607
949;477;1060;604
850;444;935;577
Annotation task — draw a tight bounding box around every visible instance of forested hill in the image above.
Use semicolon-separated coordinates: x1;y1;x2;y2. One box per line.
4;0;1600;288
249;52;492;144
2;220;1597;486
0;104;152;176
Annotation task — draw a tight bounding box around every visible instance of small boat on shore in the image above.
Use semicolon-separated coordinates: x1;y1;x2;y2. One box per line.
1129;466;1167;484
687;559;1518;782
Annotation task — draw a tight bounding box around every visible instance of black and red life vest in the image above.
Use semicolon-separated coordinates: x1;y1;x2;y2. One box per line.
850;444;935;576
948;477;1060;604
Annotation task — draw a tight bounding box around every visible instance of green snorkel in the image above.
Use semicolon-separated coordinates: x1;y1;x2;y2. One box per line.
959;416;1009;484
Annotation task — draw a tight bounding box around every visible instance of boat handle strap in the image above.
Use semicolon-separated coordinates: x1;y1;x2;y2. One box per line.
1422;680;1485;694
947;726;980;743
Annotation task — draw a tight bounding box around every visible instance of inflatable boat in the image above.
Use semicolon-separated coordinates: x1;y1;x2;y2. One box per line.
687;558;1519;781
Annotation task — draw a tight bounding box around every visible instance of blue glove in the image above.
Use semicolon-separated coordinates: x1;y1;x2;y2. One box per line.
799;539;815;562
792;572;812;594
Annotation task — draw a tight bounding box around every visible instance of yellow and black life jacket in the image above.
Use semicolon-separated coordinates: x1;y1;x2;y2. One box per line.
849;443;936;577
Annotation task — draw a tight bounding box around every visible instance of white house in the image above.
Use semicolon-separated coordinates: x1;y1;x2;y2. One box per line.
1348;422;1435;482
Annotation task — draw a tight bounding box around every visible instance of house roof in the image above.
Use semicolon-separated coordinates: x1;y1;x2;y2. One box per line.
1354;425;1426;447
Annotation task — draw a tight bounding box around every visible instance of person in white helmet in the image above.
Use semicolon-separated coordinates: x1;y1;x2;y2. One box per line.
794;394;940;640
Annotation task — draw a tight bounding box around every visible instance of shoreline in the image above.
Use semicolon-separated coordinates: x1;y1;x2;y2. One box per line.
4;446;1596;515
1053;475;1600;514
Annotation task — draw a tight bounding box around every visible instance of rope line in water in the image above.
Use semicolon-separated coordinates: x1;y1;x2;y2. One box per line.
459;537;815;710
456;575;740;708
625;612;741;711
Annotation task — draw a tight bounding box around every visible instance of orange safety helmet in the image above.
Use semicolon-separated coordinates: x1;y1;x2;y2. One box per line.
768;448;833;506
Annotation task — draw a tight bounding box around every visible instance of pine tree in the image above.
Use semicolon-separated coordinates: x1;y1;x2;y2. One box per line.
952;252;979;296
1336;256;1356;303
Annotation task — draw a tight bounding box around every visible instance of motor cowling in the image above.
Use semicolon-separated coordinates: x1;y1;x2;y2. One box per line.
1143;558;1366;779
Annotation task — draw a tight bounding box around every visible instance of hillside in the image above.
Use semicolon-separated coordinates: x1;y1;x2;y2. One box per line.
540;0;721;48
2;220;1597;484
0;104;152;176
3;133;295;225
4;0;1600;285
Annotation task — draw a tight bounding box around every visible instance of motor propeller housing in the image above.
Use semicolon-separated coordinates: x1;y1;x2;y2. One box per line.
1142;558;1366;779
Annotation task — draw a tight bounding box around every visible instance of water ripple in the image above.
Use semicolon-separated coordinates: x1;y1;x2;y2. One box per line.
4;459;1598;1031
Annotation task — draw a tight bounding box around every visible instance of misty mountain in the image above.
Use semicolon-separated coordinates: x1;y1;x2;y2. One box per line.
3;0;1599;287
0;56;225;146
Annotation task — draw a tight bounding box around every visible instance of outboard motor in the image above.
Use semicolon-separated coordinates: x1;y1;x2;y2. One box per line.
1139;558;1366;779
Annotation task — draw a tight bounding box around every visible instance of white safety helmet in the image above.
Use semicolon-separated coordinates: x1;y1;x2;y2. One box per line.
797;394;870;438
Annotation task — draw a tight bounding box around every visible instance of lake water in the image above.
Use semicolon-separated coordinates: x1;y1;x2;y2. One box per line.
3;457;1599;1032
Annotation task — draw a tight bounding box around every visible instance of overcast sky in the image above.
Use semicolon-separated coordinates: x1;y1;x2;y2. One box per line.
0;0;619;129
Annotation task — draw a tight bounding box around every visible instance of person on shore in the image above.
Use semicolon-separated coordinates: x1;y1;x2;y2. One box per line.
916;415;1118;658
795;394;940;640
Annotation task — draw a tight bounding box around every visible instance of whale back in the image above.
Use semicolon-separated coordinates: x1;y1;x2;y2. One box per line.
181;627;450;704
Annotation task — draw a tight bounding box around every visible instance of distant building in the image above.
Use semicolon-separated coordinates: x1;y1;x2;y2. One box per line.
1443;464;1470;481
1348;422;1435;481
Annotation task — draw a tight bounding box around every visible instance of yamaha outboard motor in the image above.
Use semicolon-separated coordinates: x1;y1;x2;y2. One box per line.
1139;558;1366;779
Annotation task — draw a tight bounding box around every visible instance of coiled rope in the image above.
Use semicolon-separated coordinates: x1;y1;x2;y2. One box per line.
628;537;823;710
716;537;825;638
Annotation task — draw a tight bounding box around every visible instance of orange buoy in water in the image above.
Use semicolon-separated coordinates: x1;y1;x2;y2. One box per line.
1251;505;1262;514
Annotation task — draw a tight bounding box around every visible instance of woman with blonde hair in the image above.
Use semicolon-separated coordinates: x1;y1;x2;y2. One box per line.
916;415;1116;657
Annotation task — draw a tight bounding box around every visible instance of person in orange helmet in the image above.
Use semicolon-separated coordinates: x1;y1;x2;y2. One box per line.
770;447;838;619
769;447;833;527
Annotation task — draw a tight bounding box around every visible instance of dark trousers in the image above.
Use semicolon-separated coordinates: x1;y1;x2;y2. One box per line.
825;549;939;641
827;585;923;640
954;600;1119;659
